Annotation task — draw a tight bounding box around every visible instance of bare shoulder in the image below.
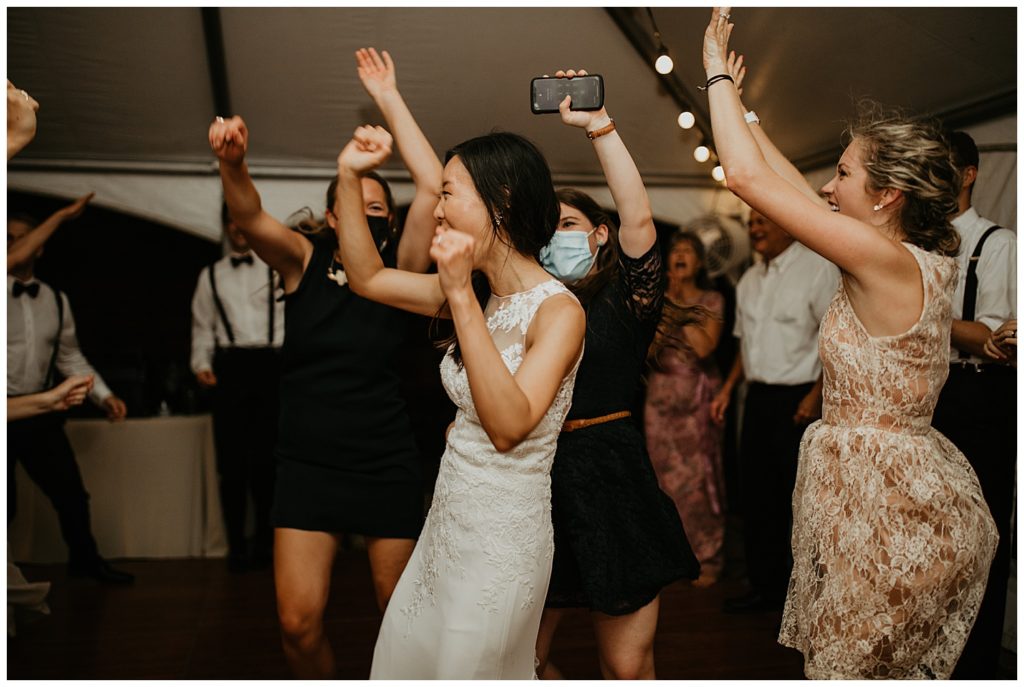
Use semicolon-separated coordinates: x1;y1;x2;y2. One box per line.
536;291;585;327
528;291;586;349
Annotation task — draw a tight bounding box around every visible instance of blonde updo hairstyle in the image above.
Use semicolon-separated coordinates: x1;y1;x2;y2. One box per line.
845;100;961;257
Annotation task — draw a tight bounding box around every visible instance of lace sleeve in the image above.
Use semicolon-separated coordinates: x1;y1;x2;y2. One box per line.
619;241;664;323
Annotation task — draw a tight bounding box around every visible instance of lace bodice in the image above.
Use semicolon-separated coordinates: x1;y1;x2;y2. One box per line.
440;279;581;473
819;243;957;434
392;279;582;642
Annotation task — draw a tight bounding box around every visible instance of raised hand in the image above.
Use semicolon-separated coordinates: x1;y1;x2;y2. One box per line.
726;50;746;97
355;47;397;100
61;192;95;221
208;115;248;166
429;227;475;300
337;125;393;175
702;7;734;76
553;69;610;131
7;79;40;159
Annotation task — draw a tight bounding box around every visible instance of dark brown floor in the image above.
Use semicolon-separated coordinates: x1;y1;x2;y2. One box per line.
8;553;809;680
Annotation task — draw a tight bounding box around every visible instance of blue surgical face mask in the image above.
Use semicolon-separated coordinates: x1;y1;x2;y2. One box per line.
539;229;600;283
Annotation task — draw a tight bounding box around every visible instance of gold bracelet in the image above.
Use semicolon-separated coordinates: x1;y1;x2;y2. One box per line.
586;119;616;140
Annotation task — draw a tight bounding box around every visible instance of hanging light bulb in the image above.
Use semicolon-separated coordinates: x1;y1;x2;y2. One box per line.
677;111;695;129
694;145;711;163
712;165;726;182
655;48;674;75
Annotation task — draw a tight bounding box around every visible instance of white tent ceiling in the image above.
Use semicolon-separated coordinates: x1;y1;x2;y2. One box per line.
6;6;1018;241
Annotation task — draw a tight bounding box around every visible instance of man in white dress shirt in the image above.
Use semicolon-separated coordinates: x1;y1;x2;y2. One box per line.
7;211;133;584
711;209;839;613
932;131;1016;678
191;204;284;571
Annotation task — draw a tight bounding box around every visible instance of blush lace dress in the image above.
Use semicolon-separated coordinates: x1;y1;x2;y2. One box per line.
778;243;998;679
370;280;581;679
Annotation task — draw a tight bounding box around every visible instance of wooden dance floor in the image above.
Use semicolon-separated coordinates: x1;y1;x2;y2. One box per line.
8;550;1016;680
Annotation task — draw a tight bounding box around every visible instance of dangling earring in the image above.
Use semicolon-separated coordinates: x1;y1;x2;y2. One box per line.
493;210;503;227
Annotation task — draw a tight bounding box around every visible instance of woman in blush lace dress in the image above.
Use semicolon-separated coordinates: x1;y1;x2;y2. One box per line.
330;125;586;679
703;8;997;679
645;231;726;587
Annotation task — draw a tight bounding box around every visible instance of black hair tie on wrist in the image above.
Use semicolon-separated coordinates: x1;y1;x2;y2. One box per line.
699;73;734;92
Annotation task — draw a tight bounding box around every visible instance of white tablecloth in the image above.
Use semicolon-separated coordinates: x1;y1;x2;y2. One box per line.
8;415;227;563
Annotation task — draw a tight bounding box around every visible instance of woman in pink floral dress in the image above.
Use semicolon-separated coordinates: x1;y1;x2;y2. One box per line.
645;232;726;586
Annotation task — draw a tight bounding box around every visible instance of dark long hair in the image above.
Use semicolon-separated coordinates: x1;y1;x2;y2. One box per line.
432;132;560;363
288;171;398;248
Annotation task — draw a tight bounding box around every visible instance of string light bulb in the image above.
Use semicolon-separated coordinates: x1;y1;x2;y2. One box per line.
712;165;726;182
655;48;674;75
677;111;695;129
694;145;711;163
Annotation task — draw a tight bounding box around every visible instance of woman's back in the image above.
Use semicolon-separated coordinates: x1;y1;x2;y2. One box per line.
820;243;955;433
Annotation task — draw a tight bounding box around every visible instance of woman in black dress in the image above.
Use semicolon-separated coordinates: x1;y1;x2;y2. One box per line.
534;70;701;679
206;49;440;678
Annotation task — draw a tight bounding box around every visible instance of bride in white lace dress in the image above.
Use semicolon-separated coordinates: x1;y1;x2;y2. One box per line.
704;9;996;678
331;125;586;679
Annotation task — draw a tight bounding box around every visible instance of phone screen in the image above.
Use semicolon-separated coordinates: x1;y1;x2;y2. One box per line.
531;75;604;114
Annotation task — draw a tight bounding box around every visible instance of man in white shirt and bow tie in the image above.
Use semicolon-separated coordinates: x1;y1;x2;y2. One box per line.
191;204;284;572
7;204;133;584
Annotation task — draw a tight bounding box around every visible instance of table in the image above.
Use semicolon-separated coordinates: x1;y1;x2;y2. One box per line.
8;415;227;563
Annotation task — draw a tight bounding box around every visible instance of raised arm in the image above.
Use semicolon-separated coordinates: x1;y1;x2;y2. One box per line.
333;126;446;317
434;227;586;452
7;193;94;271
208;116;310;291
725;52;826;208
554;69;656;258
7;80;39;160
355;48;442;273
703;8;908;284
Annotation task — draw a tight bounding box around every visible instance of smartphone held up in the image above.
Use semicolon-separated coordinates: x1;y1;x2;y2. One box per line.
531;74;604;115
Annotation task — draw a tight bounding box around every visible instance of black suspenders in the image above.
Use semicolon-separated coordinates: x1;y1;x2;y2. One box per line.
209;261;278;348
959;225;1002;360
266;266;275;345
209;265;236;346
44;286;64;388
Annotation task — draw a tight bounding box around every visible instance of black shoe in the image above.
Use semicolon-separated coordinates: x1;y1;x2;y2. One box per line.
722;591;782;614
68;558;135;585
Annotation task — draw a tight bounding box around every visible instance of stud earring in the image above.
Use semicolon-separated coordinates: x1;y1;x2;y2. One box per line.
873;203;884;211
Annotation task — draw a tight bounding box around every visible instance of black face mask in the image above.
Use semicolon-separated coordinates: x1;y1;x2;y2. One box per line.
366;215;392;253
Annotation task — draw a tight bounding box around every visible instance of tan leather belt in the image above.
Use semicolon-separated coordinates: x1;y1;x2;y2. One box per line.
562;410;631;433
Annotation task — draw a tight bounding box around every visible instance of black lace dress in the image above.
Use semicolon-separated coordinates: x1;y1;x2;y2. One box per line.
546;243;700;615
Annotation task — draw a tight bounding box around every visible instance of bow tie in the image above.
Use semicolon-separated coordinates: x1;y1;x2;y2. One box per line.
230;254;254;268
12;281;40;298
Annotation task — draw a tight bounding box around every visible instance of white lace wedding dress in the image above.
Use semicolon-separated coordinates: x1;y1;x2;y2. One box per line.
370;280;581;680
